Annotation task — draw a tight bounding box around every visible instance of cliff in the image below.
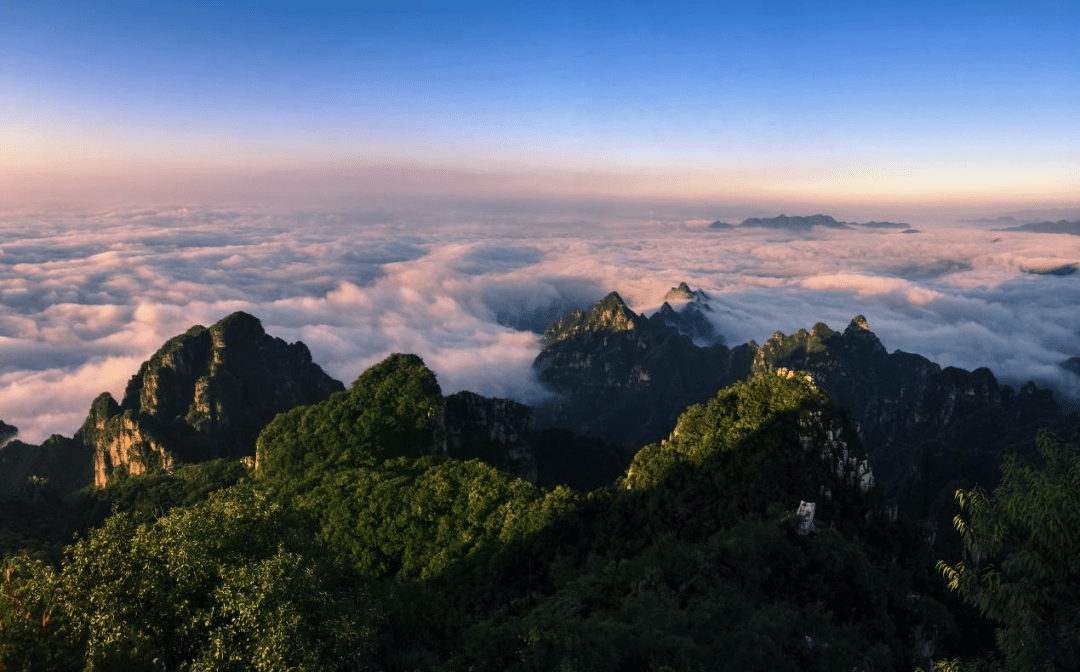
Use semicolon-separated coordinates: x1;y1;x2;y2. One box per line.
533;298;1062;497
83;311;346;488
0;312;345;494
534;290;754;448
440;391;537;482
752;317;1059;483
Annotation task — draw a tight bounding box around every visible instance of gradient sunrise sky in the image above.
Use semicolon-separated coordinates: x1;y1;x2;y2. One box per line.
2;0;1078;207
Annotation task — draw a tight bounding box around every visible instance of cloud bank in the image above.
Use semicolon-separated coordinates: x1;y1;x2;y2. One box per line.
2;205;1079;443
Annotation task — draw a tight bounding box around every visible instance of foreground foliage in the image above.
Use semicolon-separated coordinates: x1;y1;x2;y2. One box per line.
1;485;375;671
2;355;1065;670
938;431;1080;671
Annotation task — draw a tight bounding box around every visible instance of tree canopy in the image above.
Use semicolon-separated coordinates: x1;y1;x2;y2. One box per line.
2;355;1064;670
938;431;1080;671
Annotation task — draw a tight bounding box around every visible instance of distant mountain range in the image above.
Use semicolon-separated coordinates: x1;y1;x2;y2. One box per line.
997;219;1080;235
709;214;913;231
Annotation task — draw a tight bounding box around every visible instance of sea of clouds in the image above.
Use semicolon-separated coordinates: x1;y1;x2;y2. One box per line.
2;204;1079;444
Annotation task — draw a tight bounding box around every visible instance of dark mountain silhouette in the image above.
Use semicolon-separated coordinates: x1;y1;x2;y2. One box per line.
739;213;848;229
710;214;910;231
535;290;755;449
999;219;1080;235
648;282;723;345
532;294;1062;499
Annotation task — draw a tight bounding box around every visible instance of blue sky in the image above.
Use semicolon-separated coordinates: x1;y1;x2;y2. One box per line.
2;0;1078;206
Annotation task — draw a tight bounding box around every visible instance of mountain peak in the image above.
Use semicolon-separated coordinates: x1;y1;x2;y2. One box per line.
209;311;266;343
83;314;344;488
663;281;710;304
542;291;644;345
584;292;641;333
664;282;694;301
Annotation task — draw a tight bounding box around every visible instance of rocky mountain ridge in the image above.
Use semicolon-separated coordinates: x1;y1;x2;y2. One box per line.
0;312;345;492
999;219;1080;235
534;289;755;449
709;214;910;231
532;289;1062;498
0;313;590;495
0;290;1064;501
650;282;723;345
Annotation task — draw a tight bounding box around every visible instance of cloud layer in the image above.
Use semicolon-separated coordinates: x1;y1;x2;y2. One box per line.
2;205;1079;443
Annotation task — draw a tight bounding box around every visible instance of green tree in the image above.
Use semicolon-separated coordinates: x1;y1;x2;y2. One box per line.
256;353;443;484
3;484;377;670
938;431;1080;671
0;555;81;671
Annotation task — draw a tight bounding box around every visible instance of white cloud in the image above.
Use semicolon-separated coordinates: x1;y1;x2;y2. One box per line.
1;204;1078;443
801;274;942;306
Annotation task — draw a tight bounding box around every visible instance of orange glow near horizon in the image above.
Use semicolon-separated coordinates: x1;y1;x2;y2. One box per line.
1;156;1075;218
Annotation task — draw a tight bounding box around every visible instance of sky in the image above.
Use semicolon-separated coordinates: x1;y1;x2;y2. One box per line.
1;2;1079;445
2;0;1078;207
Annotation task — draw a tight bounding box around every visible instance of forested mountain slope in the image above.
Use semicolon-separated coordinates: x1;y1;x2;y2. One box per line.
0;307;1074;670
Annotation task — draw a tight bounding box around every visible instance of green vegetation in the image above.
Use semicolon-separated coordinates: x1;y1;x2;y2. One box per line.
541;291;642;345
0;354;1071;670
256;353;443;484
1;485;374;671
938;431;1080;671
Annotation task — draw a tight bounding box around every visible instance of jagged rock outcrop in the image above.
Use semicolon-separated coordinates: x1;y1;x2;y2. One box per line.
82;312;345;487
541;292;646;345
441;391;537;483
534;299;1061;496
79;392;175;487
649;282;723;345
753;316;1060;483
662;282;698;303
534;291;754;448
0;311;345;492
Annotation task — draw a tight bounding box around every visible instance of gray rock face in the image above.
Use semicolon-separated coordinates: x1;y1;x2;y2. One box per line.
84;311;345;487
441;391;537;482
0;312;346;494
534;291;754;448
534;300;1061;492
